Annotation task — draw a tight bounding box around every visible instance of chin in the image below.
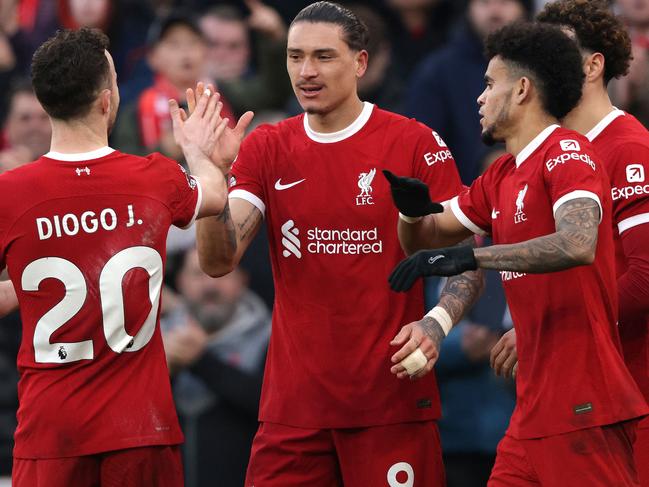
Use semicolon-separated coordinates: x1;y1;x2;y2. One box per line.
481;129;499;147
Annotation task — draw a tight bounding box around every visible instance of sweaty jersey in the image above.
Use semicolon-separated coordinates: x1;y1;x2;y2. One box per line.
229;103;463;428
451;125;648;439
0;147;200;458
587;110;649;402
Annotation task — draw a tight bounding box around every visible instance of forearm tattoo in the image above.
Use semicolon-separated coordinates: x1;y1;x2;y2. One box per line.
420;316;446;351
216;200;237;251
438;237;484;324
474;197;600;272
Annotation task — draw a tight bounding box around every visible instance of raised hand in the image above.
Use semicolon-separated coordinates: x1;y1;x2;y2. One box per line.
389;246;477;291
169;86;229;161
382;170;444;217
186;82;254;173
245;0;286;42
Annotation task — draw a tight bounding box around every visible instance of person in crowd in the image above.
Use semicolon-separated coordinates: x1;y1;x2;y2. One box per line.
0;79;50;172
406;0;530;184
162;247;269;487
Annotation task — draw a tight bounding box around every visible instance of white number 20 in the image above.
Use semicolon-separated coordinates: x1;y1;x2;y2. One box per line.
21;246;163;363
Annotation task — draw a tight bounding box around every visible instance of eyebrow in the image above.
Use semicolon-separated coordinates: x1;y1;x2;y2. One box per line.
287;48;338;55
484;75;494;83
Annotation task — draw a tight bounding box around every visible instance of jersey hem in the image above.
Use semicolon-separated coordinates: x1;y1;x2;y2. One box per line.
618;212;649;234
552;190;602;223
450;196;487;236
229;189;266;216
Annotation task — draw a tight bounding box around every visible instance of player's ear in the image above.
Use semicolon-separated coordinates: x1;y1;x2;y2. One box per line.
584;52;605;83
355;49;368;78
100;89;112;116
514;76;532;106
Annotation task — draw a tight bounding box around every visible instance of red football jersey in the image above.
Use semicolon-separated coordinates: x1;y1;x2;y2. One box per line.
451;125;647;439
0;147;200;458
587;110;649;401
229;103;463;428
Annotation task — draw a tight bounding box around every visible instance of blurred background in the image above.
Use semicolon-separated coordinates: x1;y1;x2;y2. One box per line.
0;0;647;485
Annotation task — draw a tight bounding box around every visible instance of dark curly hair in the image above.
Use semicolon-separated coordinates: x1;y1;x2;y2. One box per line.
31;28;110;121
537;0;631;84
291;1;368;52
485;22;584;120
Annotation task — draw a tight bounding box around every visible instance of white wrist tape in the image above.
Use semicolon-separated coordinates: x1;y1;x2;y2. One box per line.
399;212;423;224
425;306;453;336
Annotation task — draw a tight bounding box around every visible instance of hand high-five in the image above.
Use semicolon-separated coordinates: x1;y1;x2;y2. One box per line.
186;82;254;173
169;84;229;161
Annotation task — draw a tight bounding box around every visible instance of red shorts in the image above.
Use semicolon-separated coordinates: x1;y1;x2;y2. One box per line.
13;445;183;487
245;421;445;487
636;418;649;487
488;421;639;487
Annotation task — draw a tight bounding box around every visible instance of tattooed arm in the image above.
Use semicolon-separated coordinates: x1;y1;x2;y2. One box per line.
474;198;600;272
196;197;263;277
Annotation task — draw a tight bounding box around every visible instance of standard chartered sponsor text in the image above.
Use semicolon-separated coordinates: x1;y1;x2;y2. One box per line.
307;227;383;255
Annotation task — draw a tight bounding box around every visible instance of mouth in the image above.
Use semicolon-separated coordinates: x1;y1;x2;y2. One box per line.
298;85;324;98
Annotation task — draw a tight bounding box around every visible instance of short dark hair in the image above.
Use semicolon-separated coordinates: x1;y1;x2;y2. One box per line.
291;1;369;52
537;0;631;84
485;22;584;120
31;28;110;121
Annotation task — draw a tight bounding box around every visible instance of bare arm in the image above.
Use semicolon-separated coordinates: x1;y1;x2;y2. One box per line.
398;209;474;255
474;198;599;272
197;197;263;277
0;281;17;317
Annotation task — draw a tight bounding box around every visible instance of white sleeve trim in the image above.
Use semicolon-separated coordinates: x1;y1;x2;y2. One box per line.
450;196;487;236
178;176;203;229
618;212;649;234
229;189;266;217
552;190;602;223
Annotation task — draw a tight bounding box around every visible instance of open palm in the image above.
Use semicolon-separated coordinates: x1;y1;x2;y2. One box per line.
185;83;254;173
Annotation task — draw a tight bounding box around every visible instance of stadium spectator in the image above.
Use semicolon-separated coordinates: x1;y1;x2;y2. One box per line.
0;279;19;477
386;22;648;485
112;11;235;158
611;0;649;128
191;2;482;484
0;27;239;486
162;248;269;487
0;80;50;172
406;0;530;184
493;1;649;484
383;0;464;81
200;1;292;116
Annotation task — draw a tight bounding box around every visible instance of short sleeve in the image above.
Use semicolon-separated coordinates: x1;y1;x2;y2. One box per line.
542;138;604;222
151;153;201;229
450;167;494;237
607;143;649;235
409;121;463;203
229;128;267;216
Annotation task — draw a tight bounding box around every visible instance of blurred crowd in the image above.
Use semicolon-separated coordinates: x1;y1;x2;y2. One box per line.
0;0;648;486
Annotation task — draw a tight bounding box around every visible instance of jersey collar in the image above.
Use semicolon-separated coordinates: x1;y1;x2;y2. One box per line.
585;108;625;142
44;146;115;162
515;124;560;168
303;102;374;143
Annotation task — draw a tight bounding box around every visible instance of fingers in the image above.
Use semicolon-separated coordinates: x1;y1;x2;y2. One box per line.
213;117;230;142
492;345;515;377
501;353;518;379
179;108;187;122
193;87;210;118
210;100;224;128
382;169;399;186
390;336;420;364
186;88;196;114
234;111;255;137
489;336;505;369
203;91;221;126
389;258;417;292
390;325;412;346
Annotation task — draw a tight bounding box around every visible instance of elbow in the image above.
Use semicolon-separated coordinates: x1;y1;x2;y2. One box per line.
199;256;236;278
572;244;596;266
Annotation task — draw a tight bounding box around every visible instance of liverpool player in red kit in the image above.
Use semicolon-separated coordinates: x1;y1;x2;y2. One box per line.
387;23;648;486
192;2;483;485
490;1;649;484
0;29;235;486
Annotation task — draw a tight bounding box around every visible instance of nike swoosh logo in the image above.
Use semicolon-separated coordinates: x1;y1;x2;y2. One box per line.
428;255;445;265
491;209;500;219
275;178;306;190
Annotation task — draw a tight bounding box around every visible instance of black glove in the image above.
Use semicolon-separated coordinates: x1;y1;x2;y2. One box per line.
389;246;477;292
382;170;444;217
